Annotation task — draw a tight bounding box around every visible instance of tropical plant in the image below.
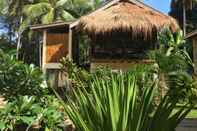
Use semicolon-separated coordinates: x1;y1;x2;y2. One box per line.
150;28;195;100
0;50;46;101
152;28;193;71
0;36;15;53
21;0;103;29
60;57;91;88
0;95;66;131
23;0;74;25
0;96;41;130
64;0;102;18
0;0;33;58
55;67;196;131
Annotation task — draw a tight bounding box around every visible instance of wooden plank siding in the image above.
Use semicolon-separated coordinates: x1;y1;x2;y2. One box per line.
46;32;69;63
42;31;69;71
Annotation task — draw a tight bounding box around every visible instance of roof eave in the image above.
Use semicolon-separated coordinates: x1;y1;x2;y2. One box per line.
30;22;72;31
185;30;197;39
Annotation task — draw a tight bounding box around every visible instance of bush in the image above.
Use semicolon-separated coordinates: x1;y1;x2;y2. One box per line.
0;50;68;130
0;95;67;131
0;50;47;100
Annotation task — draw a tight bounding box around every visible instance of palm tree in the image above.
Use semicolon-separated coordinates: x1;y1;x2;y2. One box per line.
23;0;75;24
3;0;32;59
23;0;102;24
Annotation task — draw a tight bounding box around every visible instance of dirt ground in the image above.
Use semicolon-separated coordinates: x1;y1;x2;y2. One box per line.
176;119;197;131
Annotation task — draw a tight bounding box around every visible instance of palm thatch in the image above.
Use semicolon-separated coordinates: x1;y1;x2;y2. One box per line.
79;0;179;40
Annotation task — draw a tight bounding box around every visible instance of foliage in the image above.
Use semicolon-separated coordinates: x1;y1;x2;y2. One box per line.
78;35;91;66
0;36;15;53
55;67;196;131
56;28;197;131
154;28;194;72
0;50;67;130
22;0;103;27
60;57;114;90
0;50;46;100
63;0;102;18
60;57;91;88
22;0;74;25
0;95;66;131
151;28;195;102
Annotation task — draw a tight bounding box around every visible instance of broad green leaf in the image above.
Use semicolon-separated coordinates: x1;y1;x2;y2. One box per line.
0;122;6;130
56;0;68;7
20;116;35;125
60;10;74;21
42;8;54;24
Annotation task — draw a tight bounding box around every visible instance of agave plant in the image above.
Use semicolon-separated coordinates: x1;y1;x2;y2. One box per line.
54;66;196;131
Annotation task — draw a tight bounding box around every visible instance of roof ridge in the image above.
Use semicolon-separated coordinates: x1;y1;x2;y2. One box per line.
130;0;170;17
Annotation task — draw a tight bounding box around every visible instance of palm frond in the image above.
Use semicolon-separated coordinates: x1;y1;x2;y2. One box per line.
55;0;68;7
60;10;75;21
41;8;54;24
23;3;51;19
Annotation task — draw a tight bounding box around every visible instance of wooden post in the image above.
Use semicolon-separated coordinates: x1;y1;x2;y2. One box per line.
68;28;73;60
42;30;47;73
183;2;186;36
39;38;42;67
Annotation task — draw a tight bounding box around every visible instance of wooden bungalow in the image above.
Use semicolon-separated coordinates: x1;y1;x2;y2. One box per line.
31;22;79;87
31;0;178;86
78;0;178;71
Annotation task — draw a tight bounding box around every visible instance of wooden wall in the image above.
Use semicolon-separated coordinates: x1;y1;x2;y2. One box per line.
91;59;154;71
46;32;68;63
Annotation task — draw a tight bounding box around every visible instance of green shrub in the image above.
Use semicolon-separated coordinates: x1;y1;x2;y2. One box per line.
0;50;47;100
0;95;66;131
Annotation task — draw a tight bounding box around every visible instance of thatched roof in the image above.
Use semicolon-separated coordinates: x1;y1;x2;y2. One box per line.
79;0;179;40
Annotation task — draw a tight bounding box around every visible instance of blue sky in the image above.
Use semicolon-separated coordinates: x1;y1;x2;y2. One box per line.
144;0;171;14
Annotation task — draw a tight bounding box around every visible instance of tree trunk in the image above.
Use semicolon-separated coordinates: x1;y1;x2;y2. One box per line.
183;1;186;36
16;17;23;59
16;33;21;59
